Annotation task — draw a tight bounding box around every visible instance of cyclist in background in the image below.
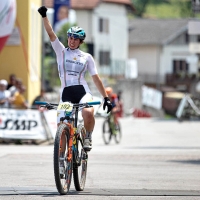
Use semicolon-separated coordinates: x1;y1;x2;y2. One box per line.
105;87;120;125
38;6;112;151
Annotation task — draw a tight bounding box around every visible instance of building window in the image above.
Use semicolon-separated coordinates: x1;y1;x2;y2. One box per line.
87;43;94;57
197;35;200;42
99;51;110;65
99;18;109;33
173;60;188;74
185;33;189;43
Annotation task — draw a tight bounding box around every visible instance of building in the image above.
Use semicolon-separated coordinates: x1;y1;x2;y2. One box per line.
44;0;134;77
128;18;200;92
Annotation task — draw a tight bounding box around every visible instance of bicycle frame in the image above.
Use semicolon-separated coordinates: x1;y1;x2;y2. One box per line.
35;100;101;162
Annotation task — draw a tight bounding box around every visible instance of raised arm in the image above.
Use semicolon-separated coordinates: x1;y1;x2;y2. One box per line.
38;6;57;42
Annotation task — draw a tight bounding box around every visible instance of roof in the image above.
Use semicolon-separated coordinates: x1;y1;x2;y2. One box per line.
44;0;133;10
102;0;133;6
129;19;190;45
71;0;100;10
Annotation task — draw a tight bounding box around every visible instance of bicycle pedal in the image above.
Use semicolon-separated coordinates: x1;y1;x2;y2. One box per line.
83;147;91;152
82;153;88;160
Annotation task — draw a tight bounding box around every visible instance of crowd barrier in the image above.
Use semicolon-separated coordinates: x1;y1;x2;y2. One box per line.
0;108;57;141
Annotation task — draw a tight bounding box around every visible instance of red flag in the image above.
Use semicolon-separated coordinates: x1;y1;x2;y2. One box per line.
0;0;16;52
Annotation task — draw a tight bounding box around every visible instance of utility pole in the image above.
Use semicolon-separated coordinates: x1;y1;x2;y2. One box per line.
41;0;45;90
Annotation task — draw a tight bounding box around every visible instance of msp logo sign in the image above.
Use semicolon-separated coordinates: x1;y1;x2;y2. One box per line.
0;109;46;140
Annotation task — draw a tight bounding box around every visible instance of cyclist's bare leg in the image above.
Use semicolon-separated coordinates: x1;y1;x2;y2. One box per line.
82;107;94;150
112;107;119;125
82;107;95;132
113;114;119;125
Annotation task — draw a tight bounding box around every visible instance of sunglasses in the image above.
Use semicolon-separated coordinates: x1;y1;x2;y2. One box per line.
67;33;80;39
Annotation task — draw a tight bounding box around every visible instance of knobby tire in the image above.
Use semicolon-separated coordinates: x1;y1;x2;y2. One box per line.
54;123;72;195
102;119;112;145
73;124;87;191
114;122;122;144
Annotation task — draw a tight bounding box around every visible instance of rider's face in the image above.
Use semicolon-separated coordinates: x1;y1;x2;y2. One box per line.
68;37;82;49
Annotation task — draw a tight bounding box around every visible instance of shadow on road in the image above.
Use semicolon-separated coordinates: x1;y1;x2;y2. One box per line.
169;159;200;165
0;187;200;197
123;146;200;150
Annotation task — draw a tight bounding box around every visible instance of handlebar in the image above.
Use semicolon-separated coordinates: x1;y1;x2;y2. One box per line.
87;101;101;106
35;101;58;106
34;100;101;109
35;101;47;105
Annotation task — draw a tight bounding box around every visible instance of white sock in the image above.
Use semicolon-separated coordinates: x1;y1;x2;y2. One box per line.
86;131;93;140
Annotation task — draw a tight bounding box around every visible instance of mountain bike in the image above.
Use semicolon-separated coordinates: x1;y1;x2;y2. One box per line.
35;100;101;195
102;113;122;145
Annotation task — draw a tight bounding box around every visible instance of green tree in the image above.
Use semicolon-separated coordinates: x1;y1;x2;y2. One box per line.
131;0;169;17
131;0;194;18
172;0;193;18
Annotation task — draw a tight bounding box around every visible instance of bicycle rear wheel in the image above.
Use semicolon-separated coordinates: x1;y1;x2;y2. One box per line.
73;124;87;191
54;123;72;195
114;122;122;144
102;119;112;145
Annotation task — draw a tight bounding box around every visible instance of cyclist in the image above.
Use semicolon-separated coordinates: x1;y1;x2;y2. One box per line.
105;87;120;125
38;6;112;151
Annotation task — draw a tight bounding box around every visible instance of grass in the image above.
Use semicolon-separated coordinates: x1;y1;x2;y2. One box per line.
165;114;176;120
143;2;200;19
144;4;180;19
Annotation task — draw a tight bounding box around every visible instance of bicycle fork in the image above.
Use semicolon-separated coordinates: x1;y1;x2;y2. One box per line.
66;122;74;162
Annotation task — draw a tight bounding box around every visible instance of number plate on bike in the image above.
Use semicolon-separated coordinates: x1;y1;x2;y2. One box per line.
57;102;73;115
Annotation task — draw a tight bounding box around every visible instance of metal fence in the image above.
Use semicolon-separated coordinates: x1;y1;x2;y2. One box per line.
98;59;126;77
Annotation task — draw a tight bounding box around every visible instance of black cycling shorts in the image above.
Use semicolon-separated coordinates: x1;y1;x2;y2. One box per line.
62;85;86;103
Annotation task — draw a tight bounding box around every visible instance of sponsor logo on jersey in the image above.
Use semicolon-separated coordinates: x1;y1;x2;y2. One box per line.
66;59;84;66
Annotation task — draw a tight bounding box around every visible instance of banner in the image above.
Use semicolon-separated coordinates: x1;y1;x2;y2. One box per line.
142;86;162;110
0;109;46;140
43;110;57;139
53;0;70;33
0;0;16;52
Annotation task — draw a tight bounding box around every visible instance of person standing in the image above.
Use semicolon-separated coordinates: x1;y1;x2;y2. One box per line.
38;6;112;151
12;85;29;109
7;74;16;90
0;79;12;108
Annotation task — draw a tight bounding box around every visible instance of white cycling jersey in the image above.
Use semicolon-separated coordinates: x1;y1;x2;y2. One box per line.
51;38;98;95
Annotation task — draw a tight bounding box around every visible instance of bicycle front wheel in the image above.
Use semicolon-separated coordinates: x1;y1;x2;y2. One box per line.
114;122;122;144
102;119;112;145
73;124;87;191
54;123;72;195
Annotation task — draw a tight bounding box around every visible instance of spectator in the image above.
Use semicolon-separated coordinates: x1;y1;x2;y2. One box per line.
12;85;29;109
7;74;16;90
117;90;124;117
0;79;12;108
9;77;23;97
32;88;48;109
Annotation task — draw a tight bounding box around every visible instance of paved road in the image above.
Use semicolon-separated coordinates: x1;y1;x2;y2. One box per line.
0;117;200;200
